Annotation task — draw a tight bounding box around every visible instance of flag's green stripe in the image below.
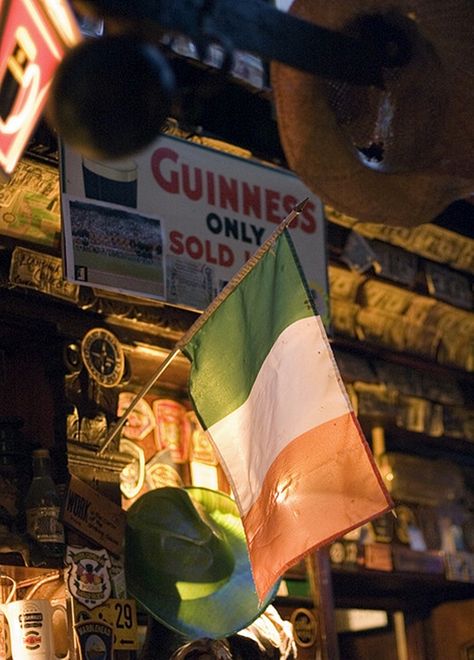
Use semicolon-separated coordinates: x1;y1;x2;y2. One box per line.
182;230;316;429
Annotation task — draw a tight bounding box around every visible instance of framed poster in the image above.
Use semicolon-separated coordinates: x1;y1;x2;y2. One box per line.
60;133;329;321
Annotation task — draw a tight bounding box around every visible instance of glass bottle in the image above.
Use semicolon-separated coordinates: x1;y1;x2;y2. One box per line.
25;448;65;566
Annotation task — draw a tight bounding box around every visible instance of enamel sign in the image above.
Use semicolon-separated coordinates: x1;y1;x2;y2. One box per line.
61;134;329;322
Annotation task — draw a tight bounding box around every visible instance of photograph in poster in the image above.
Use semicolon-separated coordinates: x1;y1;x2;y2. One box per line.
66;198;165;297
60;133;329;320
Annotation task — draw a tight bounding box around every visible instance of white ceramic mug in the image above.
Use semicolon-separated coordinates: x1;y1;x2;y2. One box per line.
0;574;16;660
0;598;69;660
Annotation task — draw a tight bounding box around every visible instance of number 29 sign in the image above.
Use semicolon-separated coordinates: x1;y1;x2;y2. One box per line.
74;599;139;651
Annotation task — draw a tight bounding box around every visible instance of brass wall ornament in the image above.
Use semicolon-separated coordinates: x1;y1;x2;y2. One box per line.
290;607;318;649
80;327;125;388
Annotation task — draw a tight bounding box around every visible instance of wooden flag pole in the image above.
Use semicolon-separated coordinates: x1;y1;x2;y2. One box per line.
98;198;308;456
176;197;308;349
98;346;181;455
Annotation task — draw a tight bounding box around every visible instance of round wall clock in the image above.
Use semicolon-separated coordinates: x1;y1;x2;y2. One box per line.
81;327;125;388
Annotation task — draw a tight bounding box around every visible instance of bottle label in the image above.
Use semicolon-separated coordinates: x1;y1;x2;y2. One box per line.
26;506;65;544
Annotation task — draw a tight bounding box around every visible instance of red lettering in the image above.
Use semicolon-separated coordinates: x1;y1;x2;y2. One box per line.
204;240;217;264
300;201;317;234
207;171;216;205
265;189;281;224
282;194;299;230
282;194;297;217
219;176;239;212
151;147;179;193
182;164;203;201
186;236;204;260
242;183;262;219
152;146;316;235
282;194;317;234
200;238;234;266
217;243;234;267
169;230;185;255
170;231;234;267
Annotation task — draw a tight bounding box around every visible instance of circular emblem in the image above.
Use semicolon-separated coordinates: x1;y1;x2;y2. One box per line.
290;608;318;648
120;439;146;499
118;393;156;441
146;461;183;490
81;328;125;388
329;541;346;565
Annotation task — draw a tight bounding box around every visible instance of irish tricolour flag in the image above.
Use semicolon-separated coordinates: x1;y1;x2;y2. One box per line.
179;207;392;601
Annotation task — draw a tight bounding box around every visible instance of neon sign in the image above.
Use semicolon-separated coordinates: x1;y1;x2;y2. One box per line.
0;0;81;179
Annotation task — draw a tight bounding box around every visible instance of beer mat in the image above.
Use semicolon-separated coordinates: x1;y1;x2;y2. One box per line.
152;399;190;463
145;460;184;490
117;393;156;443
188;410;219;465
119;439;146;500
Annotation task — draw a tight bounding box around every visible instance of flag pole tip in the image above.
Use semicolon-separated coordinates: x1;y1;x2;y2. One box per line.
294;197;309;213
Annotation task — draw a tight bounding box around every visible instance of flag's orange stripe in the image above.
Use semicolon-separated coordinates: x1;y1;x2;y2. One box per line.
243;411;392;600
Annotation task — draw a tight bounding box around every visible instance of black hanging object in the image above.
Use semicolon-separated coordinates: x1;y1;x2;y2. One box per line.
47;34;175;159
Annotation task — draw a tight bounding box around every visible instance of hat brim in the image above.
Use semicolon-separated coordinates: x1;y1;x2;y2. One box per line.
271;0;474;227
126;487;278;639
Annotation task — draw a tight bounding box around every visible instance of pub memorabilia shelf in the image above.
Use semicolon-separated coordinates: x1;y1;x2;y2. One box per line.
1;51;474;657
1;152;473;658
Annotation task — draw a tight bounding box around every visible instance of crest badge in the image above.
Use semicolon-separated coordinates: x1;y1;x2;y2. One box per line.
66;546;112;609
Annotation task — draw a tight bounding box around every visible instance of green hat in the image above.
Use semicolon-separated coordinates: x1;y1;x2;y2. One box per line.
125;486;278;640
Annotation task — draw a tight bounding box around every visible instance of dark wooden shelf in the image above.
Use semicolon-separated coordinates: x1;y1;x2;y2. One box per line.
332;335;474;385
331;564;474;612
283;563;474;613
380;426;474;468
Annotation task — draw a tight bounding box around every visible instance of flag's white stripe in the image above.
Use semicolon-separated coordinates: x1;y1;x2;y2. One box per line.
208;316;352;515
